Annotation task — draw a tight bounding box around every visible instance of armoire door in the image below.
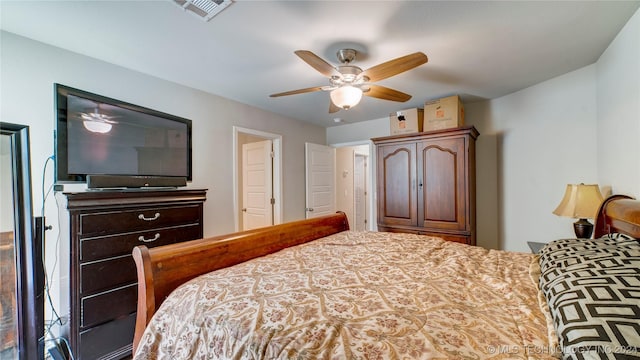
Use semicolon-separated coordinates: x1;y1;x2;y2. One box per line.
417;137;467;231
377;142;417;226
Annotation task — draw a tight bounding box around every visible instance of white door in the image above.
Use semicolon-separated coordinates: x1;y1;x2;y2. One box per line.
354;154;367;231
242;140;273;230
305;143;335;218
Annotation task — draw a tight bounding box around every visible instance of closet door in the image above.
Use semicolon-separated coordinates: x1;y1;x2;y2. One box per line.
377;142;417;227
417;137;467;231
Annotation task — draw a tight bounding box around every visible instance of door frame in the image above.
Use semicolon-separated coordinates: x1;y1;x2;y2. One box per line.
353;152;369;231
329;140;376;231
233;126;282;232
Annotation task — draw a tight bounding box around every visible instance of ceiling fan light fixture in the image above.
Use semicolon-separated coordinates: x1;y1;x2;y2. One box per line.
330;86;363;110
270;49;427;113
83;120;112;134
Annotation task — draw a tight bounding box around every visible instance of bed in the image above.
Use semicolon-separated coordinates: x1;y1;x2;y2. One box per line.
131;196;640;359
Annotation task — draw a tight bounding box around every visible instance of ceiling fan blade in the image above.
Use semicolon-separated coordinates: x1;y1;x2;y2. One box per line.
364;85;412;102
269;86;325;97
295;50;340;78
329;100;341;113
362;52;428;82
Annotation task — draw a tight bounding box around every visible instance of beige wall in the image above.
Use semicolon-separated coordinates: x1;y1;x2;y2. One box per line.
466;64;598;251
596;8;640;197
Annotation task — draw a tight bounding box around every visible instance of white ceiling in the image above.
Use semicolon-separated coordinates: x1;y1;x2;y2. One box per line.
1;0;638;127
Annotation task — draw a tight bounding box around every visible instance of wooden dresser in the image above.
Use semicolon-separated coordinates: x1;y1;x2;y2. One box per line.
57;189;207;359
372;126;478;245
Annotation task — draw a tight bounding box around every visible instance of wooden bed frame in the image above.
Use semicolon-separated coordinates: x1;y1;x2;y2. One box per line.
132;195;640;353
131;212;349;353
594;194;640;238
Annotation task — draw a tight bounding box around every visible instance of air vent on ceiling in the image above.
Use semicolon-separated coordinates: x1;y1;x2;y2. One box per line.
173;0;233;22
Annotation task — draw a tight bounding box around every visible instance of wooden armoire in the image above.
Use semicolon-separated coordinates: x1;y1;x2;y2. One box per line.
372;126;478;245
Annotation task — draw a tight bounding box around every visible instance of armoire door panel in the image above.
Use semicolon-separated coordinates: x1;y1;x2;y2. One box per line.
423;144;457;222
377;143;417;226
418;138;466;230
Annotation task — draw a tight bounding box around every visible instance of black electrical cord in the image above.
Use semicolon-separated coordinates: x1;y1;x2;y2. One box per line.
40;154;75;360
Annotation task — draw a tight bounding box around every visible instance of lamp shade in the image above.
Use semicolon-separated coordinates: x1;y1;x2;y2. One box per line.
553;183;603;219
330;86;363;110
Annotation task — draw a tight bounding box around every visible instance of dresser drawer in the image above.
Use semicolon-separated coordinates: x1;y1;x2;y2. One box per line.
81;256;136;295
79;204;201;236
80;224;202;263
79;312;136;360
81;284;137;329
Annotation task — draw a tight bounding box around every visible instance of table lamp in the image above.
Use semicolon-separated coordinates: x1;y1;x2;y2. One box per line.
553;183;604;238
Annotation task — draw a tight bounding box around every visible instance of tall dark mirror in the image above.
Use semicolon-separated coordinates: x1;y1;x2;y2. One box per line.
0;122;43;360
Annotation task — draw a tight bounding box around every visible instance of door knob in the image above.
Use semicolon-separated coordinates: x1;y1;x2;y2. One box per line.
306;208;314;212
242;208;247;212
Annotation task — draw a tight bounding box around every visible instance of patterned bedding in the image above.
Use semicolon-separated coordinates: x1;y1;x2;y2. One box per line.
538;235;640;359
134;231;555;359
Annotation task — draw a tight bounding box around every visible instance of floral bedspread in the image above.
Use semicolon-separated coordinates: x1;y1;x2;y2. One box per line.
134;231;556;359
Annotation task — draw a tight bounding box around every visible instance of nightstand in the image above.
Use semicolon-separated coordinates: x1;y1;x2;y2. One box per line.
527;241;547;254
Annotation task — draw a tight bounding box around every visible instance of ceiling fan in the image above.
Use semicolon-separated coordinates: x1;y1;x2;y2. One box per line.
270;49;428;113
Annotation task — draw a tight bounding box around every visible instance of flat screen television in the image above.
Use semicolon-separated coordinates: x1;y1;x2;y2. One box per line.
54;84;192;187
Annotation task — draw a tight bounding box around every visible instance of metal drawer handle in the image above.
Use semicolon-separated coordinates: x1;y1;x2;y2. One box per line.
138;233;160;243
138;212;160;221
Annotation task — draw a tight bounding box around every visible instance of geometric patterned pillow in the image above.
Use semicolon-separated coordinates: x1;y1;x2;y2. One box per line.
603;232;638;242
538;237;640;360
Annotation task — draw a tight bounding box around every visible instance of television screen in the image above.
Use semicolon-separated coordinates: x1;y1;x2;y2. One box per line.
55;84;192;183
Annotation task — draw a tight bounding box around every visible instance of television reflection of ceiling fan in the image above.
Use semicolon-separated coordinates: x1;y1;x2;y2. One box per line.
77;105;120;124
270;49;428;113
75;105;120;133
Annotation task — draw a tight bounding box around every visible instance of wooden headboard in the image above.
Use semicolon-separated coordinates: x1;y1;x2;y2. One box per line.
594;195;640;239
132;212;349;353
